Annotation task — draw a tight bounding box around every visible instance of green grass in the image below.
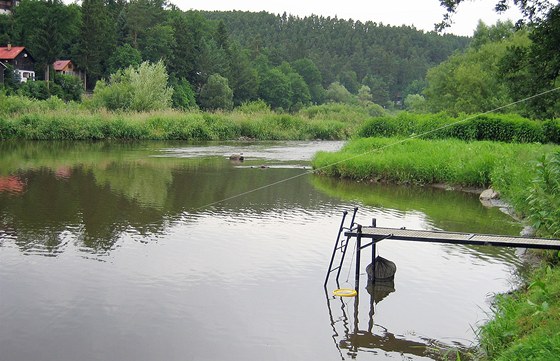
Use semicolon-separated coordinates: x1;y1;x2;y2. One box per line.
0;103;359;141
312;137;558;190
479;263;560;360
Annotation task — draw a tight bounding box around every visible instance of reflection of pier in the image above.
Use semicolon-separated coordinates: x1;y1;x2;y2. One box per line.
324;208;560;359
325;280;439;360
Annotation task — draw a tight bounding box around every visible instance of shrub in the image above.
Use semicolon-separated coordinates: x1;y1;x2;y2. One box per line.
527;151;560;237
92;61;173;112
236;100;271;114
54;74;84;102
543;119;560;144
19;81;64;100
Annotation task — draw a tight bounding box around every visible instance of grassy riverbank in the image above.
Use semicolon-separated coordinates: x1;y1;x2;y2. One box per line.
0;96;378;141
312;137;560;360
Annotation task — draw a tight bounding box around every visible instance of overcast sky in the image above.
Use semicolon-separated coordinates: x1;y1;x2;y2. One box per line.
172;0;521;36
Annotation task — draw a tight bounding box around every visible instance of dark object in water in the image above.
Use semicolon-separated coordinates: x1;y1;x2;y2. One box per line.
366;256;396;282
366;279;395;304
229;153;244;161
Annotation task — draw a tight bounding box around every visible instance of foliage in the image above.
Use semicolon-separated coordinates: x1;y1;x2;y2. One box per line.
75;0;114;89
258;68;292;110
404;94;427;113
205;10;469;102
18;80;63;100
358;112;552;144
92;61;173;112
171;78;198;110
325;82;353;104
198;74;234;111
236;100;271;114
527;152;560;237
54;74;83;102
479;265;560;361
0;102;353;141
13;0;81;81
6;2;470;109
424;25;527;115
107;44;142;75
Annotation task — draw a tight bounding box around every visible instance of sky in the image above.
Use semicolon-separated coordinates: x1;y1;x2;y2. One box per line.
171;0;522;36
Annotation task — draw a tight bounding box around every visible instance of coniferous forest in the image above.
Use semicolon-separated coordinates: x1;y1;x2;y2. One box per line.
0;0;470;111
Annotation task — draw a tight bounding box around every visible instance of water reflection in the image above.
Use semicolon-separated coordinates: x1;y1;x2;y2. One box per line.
326;280;448;360
0;140;523;361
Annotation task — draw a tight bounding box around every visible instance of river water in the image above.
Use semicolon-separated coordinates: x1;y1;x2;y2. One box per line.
0;140;523;361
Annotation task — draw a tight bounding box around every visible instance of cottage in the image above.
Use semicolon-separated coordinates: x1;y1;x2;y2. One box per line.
0;44;35;83
54;60;78;77
0;0;18;15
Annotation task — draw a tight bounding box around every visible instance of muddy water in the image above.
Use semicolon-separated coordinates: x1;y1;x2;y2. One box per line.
0;141;522;360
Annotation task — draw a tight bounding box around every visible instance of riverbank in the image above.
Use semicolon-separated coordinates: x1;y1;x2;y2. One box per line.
311;137;560;360
0;98;378;141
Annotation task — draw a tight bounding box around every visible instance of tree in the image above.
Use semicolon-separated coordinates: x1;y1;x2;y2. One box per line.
227;43;259;105
55;73;83;101
198;73;233;111
171;77;198;110
357;84;373;104
292;58;324;104
258;68;292;110
424;26;528;114
325;82;353;103
107;43;142;74
362;74;390;106
76;0;115;89
404;94;428;113
141;24;175;63
438;0;555;30
14;0;81;84
287;72;311;111
92;60;173;111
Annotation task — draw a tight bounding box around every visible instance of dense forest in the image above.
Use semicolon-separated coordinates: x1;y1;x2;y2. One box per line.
0;0;469;110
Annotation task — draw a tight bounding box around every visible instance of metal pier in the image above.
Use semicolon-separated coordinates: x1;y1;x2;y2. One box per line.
325;210;560;292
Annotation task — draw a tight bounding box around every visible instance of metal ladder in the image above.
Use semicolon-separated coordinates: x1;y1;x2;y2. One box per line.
324;207;359;287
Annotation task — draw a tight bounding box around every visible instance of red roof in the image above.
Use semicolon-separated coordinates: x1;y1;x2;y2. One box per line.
53;60;72;71
0;46;25;60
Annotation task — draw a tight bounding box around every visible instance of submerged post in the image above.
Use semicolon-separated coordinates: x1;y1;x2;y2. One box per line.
355;225;362;292
371;219;376;282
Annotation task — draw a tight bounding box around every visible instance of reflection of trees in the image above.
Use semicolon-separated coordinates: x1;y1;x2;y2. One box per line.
0;141;341;256
312;176;523;263
311;176;520;235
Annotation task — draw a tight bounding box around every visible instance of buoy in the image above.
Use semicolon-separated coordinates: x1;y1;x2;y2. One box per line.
333;288;357;297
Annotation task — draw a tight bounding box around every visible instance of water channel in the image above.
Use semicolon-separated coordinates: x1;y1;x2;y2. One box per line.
0;140;523;361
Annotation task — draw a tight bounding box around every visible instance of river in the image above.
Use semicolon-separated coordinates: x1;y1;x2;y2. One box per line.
0;140;523;361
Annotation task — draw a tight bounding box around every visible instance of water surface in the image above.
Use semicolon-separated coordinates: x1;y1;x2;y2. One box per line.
0;140;522;360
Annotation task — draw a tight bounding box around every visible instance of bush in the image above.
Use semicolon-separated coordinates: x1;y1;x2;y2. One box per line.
54;74;83;102
543;119;560;144
236;100;271;114
19;81;64;100
92;61;173;112
357;112;552;144
527;151;560;237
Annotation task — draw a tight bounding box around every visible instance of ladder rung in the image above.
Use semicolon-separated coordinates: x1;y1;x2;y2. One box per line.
328;266;341;273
